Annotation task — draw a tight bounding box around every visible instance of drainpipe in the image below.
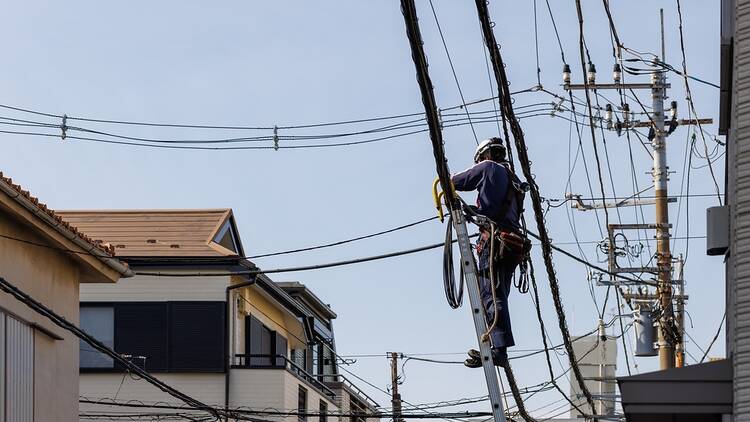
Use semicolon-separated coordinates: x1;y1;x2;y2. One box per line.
225;276;257;421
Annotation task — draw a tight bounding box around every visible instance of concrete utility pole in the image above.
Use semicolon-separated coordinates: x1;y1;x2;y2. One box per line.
651;61;676;369
389;352;404;422
566;74;680;371
565;13;709;368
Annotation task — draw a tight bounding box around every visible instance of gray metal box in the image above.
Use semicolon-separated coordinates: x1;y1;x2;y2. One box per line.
633;307;658;357
707;205;729;256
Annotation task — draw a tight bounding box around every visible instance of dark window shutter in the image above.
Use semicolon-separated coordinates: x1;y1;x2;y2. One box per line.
260;326;273;366
169;302;225;372
115;303;168;371
245;315;264;366
275;333;288;367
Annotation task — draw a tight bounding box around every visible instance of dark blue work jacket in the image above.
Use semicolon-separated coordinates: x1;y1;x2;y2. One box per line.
451;160;521;231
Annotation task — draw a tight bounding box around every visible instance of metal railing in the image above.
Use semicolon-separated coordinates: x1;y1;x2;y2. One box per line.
233;354;336;399
319;374;380;410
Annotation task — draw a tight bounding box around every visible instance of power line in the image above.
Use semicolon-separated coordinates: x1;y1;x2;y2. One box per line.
0;108;556;151
674;0;723;206
247;215;438;258
427;0;479;145
136;227;655;287
80;398;492;420
0;208;698;284
0;88;538;132
475;0;597;415
699;312;726;363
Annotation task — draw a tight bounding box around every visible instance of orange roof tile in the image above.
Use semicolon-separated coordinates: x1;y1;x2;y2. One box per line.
0;172;116;256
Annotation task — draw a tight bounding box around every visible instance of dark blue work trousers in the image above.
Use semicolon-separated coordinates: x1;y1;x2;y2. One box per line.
477;242;517;349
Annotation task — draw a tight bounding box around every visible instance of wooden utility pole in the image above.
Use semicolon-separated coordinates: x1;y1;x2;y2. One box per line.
389;352;404;422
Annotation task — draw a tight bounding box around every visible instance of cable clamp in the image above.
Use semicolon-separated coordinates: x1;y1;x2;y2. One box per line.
61;114;68;141
273;125;279;151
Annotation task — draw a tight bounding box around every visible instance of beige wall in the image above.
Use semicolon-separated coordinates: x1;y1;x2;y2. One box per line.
80;373;225;421
0;207;82;422
280;370;340;422
232;284;307;356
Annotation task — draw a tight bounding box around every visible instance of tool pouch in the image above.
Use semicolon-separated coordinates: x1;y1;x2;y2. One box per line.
497;231;532;264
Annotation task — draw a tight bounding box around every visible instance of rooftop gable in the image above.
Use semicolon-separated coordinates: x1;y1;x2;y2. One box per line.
57;209;245;258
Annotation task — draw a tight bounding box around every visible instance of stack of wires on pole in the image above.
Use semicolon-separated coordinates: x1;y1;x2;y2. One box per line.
472;0;597;416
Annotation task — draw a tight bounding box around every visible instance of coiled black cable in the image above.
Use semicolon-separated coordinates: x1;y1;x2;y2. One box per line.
443;214;465;309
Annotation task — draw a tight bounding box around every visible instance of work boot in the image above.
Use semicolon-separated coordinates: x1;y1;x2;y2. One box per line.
465;348;508;368
464;354;481;368
493;347;509;368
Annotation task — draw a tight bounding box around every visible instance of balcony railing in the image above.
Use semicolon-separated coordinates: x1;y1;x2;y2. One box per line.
329;374;380;410
233;354;336;399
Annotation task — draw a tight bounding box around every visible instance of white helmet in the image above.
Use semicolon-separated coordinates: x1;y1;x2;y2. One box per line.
473;137;506;163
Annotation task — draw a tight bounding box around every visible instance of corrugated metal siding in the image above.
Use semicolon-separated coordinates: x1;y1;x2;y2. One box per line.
736;0;750;419
0;312;5;422
6;316;33;422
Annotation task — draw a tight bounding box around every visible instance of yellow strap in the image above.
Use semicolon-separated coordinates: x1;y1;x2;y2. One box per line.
432;177;445;223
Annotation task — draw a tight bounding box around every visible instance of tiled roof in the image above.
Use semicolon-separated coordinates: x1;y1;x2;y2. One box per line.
0;172;116;256
56;209;241;258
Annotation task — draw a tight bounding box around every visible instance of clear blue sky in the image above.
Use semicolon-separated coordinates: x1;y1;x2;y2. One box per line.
0;0;723;417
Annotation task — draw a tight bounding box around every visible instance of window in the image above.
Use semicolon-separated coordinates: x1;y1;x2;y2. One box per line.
291;348;306;371
298;386;308;422
213;220;239;253
169;302;225;371
80;302;226;373
116;303;169;371
309;340;336;382
319;400;327;422
80;306;114;368
311;342;320;378
245;315;287;368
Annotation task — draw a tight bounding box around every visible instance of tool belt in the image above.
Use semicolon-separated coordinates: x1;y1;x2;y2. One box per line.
478;229;532;264
497;230;532;264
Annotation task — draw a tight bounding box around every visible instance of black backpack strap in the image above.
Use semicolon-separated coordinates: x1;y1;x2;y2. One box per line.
496;165;517;227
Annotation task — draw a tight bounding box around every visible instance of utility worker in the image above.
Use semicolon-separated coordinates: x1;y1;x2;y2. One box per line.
451;137;528;368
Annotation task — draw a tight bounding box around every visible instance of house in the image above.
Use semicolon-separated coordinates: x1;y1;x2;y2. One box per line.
276;282;380;416
64;209;379;421
0;173;131;422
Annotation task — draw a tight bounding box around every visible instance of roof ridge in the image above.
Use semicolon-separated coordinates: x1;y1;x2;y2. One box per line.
57;208;232;214
0;172;116;256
